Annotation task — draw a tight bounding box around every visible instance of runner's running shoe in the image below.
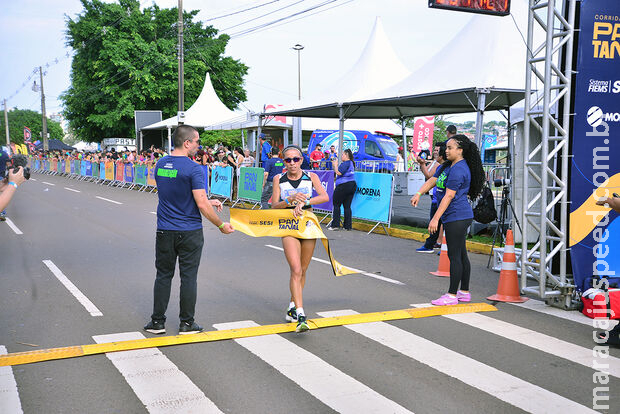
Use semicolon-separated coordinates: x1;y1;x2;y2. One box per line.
296;315;309;333
286;307;298;322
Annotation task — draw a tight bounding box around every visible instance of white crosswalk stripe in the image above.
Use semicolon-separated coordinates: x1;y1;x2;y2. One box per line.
0;346;23;414
317;309;598;414
93;332;223;414
213;320;412;414
410;303;620;378
509;299;619;329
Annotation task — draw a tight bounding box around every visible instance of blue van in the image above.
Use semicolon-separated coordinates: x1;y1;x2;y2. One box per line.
308;130;399;171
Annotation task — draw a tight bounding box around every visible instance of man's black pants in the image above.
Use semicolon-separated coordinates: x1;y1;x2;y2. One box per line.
151;228;204;324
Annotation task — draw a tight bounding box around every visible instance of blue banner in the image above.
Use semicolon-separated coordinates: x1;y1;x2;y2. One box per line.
80;161;87;176
99;162;106;180
60;160;65;173
35;160;40;170
124;163;134;183
210;165;233;198
85;161;92;177
350;172;393;223
305;170;334;211
202;165;209;194
569;0;620;291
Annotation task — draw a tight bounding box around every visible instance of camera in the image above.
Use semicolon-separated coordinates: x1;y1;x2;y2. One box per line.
418;149;431;160
493;178;510;187
10;154;31;180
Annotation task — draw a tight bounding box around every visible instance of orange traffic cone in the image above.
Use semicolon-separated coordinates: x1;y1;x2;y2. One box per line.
430;232;450;277
487;229;528;302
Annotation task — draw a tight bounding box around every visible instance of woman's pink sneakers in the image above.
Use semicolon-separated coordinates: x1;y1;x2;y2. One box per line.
456;291;471;302
431;294;458;306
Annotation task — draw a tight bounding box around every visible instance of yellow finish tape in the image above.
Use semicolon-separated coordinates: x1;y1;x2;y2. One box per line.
0;303;496;367
230;208;359;276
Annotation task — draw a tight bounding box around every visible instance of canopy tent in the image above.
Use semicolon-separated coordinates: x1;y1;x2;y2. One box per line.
266;2;529;155
140;73;242;151
35;139;76;151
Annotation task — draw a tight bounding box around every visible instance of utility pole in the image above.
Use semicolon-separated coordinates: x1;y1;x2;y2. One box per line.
39;66;49;151
177;0;184;125
3;99;10;154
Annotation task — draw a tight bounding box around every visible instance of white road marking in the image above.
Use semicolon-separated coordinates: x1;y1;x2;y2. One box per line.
213;320;412;414
64;187;80;193
150;211;156;215
93;332;222;414
265;244;404;285
96;196;122;205
41;181;55;186
5;218;23;235
410;303;620;378
317;310;597;414
30;178;37;181
0;345;23;414
42;260;103;317
509;299;619;329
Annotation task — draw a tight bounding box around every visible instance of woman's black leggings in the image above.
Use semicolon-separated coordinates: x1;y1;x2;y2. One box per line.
444;218;473;294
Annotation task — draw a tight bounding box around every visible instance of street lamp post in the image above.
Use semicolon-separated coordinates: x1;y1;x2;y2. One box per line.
292;44;304;100
291;44;304;147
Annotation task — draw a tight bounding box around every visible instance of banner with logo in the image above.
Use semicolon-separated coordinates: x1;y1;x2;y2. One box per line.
210;165;233;198
306;170;334;211
85;161;92;177
65;160;71;174
238;167;264;202
105;162;114;180
230;208;358;277
351;172;393;223
147;164;157;187
569;0;620;291
411;116;435;156
124;163;134;183
99;162;106;179
134;165;147;186
115;161;125;182
202;165;209;194
92;161;99;178
23;127;31;143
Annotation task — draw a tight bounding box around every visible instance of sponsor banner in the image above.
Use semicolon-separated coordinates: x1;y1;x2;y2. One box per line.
238;167;264;202
147;164;157;187
24;127;31;143
99;162;106;180
65;160;71;174
115;161;124;182
202;165;209;194
92;161;99;178
230;208;358;277
569;0;620;291
51;159;57;172
34;160;40;170
85;161;92;177
134;165;147;186
210;165;233;198
351;172;393;223
60;160;65;173
305;169;334;211
105;162;114;180
124;163;134;183
411;116;435;155
80;161;87;176
70;160;77;174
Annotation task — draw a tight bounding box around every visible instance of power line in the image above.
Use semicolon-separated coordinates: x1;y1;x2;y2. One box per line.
222;0;306;31
205;0;282;22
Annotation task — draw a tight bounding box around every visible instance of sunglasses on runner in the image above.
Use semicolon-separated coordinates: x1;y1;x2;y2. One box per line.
284;157;301;163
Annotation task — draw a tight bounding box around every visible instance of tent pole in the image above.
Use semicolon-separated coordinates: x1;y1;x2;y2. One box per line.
167;127;172;153
474;88;489;148
338;104;344;159
256;115;263;167
241;129;245;149
401;117;408;172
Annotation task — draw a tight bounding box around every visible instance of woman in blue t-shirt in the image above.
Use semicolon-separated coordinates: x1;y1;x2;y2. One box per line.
411;135;485;305
329;149;357;231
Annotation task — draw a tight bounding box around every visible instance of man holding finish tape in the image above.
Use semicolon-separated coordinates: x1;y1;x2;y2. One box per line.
144;125;234;336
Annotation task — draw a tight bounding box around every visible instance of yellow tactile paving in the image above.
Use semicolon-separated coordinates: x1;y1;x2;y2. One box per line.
0;303;496;367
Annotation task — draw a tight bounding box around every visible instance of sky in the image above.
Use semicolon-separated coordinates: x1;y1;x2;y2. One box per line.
0;0;529;127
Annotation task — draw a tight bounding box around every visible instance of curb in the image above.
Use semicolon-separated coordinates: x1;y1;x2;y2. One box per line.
350;221;493;255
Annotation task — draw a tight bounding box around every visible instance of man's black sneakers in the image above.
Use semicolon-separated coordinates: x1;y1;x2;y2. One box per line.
144;320;165;334
179;321;203;335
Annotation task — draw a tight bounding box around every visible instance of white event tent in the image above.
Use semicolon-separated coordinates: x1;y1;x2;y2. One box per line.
141;73;242;151
266;2;529;159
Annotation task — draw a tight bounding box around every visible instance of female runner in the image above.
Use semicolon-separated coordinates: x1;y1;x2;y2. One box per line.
272;145;328;332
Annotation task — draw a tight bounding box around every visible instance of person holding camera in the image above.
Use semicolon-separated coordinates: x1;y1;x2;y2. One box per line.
411;135;485;305
0;166;26;213
415;142;447;253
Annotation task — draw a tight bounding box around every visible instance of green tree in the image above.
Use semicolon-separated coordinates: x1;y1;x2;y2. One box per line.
62;0;248;142
200;129;243;148
0;108;64;145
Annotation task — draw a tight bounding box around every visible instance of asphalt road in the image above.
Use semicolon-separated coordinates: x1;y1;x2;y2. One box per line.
1;171;619;414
